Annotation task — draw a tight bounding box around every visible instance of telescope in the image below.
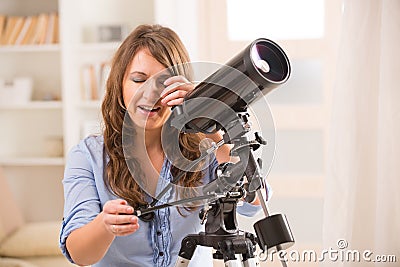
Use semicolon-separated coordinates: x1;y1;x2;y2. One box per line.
170;38;290;134
134;38;295;267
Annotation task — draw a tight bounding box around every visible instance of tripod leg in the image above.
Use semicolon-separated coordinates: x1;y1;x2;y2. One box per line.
219;239;245;267
174;235;198;267
242;237;258;267
224;260;243;267
175;257;191;267
242;258;258;267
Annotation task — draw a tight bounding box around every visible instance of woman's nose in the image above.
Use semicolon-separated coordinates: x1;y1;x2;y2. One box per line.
142;79;163;101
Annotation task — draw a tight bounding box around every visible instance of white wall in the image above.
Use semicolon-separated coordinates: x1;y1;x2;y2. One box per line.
154;0;200;60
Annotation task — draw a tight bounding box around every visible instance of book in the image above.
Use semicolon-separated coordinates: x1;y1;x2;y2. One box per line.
81;64;99;101
7;16;25;45
37;13;49;45
14;16;32;45
90;64;99;100
0;15;6;43
45;12;56;44
0;12;58;46
99;62;111;99
81;62;112;101
30;13;48;45
1;16;17;45
20;15;38;45
52;13;59;43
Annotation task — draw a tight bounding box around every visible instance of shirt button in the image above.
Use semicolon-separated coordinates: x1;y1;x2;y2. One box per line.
159;251;164;256
157;231;162;236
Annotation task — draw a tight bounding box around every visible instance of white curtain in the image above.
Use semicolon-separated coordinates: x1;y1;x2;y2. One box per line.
323;0;400;266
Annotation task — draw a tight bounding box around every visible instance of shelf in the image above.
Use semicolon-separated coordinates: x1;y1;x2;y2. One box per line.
77;100;102;109
0;101;62;110
0;44;60;53
0;157;64;166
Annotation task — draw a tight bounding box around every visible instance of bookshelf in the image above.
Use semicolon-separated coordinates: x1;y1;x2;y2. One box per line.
0;0;155;222
0;100;62;110
60;0;155;151
0;13;59;46
0;0;62;175
0;43;59;52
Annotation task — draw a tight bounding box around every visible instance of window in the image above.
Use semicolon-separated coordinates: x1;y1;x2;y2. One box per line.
226;0;325;41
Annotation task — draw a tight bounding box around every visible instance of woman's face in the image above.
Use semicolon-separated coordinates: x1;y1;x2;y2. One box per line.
123;48;171;130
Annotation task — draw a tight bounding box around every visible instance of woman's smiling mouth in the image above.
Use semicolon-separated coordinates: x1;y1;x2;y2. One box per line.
137;105;161;117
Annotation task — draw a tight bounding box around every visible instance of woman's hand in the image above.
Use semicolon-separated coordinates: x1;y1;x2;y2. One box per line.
160;75;194;106
102;199;139;236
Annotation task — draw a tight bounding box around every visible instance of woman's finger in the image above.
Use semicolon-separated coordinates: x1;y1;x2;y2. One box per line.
163;75;189;87
161;75;193;97
103;213;138;226
164;98;185;106
110;223;139;236
103;199;134;215
102;200;140;236
161;89;188;106
160;81;193;99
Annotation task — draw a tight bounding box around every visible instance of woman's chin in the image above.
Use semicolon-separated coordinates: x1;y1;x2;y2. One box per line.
132;120;163;131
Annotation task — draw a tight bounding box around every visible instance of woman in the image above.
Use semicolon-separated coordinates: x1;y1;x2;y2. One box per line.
60;24;261;267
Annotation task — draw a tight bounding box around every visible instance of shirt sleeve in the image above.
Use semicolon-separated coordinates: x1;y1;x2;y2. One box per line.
59;141;102;263
236;178;273;217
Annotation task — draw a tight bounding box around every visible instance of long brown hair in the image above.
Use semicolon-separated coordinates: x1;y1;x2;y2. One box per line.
101;24;205;211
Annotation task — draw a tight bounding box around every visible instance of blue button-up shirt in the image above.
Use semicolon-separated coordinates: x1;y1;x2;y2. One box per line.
59;135;263;267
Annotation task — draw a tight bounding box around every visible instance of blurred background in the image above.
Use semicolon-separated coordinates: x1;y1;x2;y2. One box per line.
0;0;398;266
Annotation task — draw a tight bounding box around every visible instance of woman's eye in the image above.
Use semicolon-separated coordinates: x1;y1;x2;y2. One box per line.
131;78;146;83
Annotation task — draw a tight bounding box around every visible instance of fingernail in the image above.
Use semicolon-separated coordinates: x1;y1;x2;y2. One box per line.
127;207;133;213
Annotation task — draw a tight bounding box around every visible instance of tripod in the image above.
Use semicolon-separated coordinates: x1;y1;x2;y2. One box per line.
171;112;293;267
135;111;295;267
174;190;259;267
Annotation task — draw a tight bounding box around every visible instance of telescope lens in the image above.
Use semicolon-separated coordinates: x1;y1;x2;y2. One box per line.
251;42;289;83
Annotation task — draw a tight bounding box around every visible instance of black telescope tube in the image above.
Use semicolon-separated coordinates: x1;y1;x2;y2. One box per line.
181;38;290;133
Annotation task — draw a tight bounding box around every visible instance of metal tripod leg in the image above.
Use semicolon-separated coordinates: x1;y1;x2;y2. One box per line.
222;253;259;267
219;236;258;267
174;232;259;267
242;258;258;267
174;235;199;267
